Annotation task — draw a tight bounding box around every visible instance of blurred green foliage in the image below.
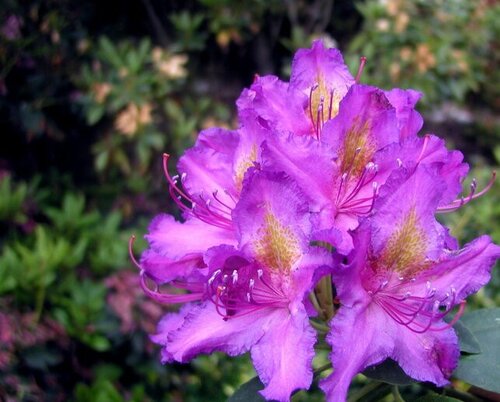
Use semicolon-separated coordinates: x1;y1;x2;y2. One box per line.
0;0;498;400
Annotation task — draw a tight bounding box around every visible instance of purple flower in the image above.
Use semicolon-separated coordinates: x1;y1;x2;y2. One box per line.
237;40;355;138
139;121;271;287
320;166;500;401
149;170;332;401
261;84;470;253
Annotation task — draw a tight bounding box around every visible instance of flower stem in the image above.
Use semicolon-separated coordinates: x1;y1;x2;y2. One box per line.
392;385;405;402
313;363;333;378
310;319;330;333
347;381;386;402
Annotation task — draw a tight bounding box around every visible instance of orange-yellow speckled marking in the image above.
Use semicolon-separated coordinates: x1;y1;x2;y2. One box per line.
235;144;258;192
254;212;300;272
380;207;428;274
339;117;375;177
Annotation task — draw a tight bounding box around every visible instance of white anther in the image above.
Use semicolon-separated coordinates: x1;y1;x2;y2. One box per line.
247;292;251;302
208;269;221;285
172;175;179;181
232;269;238;284
249;279;255;289
181;173;187;181
257;269;263;278
396;158;403;168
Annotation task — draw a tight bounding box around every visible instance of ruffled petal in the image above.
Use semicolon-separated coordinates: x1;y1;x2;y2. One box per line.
290;40;354;117
150;304;192;362
417;235;500;302
140;249;204;284
384;88;423;140
321;303;393;402
165;301;271;362
178;127;239;204
322;85;400;163
145;214;235;260
251;307;316;402
234;170;312;263
261;131;336;213
237;75;312;136
392;323;459;386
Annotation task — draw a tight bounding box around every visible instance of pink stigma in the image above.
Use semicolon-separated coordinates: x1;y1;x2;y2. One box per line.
355;56;367;83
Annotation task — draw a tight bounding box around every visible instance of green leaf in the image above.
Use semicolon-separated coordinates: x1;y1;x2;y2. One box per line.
228;376;265;402
453;308;500;393
453;319;481;354
362;359;414;385
415;393;460;402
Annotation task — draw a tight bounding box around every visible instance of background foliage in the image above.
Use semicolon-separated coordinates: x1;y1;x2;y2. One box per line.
0;0;498;400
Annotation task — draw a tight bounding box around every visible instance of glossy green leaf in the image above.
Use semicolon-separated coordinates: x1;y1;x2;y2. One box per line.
453;319;481;354
362;359;414;385
228;376;265;402
453;308;500;393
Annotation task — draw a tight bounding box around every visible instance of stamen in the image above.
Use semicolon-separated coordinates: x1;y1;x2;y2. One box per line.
128;235;141;271
371;278;466;333
437;171;496;213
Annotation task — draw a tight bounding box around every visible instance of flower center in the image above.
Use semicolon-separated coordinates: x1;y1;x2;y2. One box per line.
207;258;287;320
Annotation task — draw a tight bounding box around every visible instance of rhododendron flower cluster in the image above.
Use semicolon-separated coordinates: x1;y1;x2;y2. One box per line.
133;41;499;402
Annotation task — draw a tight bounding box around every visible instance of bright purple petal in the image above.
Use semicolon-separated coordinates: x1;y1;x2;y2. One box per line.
321;302;393;402
165;301;271;362
261;131;336;213
322;85;399;163
417;235;500;302
140;249;204;284
150;304;192;363
384;88;423;140
290;40;354;120
233;170;311;263
145;214;236;260
237;75;312;136
393;324;459;386
371;165;447;264
178;127;239;204
251;307;315;402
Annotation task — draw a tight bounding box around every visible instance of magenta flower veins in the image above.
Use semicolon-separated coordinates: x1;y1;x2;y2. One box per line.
135;40;499;402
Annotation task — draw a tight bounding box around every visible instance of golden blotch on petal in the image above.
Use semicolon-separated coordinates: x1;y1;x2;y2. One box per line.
234;144;258;192
254;211;300;272
339;116;375;177
380;207;428;275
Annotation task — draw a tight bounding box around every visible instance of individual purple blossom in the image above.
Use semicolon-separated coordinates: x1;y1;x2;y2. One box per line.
237;40;355;138
320;165;500;402
139;121;270;288
144;170;332;401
